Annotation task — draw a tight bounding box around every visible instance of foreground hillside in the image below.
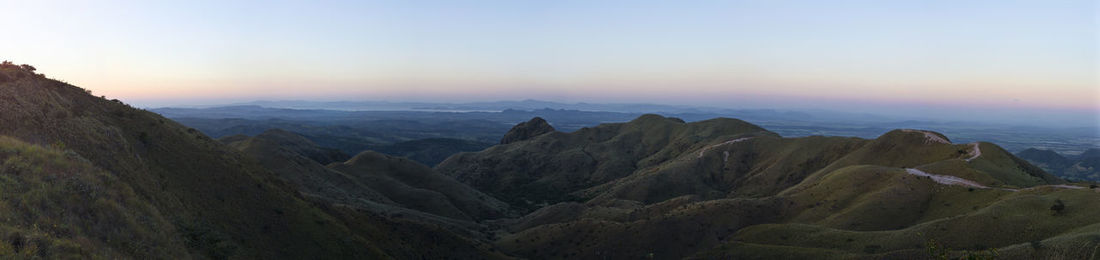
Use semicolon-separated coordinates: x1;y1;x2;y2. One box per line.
439;115;1097;259
0;64;504;259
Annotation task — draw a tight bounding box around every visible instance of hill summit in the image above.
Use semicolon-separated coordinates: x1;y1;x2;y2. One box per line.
500;116;555;144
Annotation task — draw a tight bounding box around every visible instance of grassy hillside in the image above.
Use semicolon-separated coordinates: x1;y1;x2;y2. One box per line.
437;114;773;211
0;136;189;258
224;129;510;222
329;151;511;221
0;65;505;259
447;116;1091;259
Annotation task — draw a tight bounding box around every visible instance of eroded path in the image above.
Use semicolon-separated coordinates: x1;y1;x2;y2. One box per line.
901;129;950;144
965;143;981;162
697;137;754;159
903;168;1085;192
904;168;988;188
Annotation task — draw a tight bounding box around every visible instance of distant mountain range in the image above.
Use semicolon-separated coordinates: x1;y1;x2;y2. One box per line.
153;103;1100;156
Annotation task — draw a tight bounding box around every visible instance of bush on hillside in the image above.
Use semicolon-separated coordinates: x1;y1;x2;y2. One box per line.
1050;199;1065;215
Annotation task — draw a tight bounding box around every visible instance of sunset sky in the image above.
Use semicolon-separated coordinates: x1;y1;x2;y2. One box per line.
2;0;1097;126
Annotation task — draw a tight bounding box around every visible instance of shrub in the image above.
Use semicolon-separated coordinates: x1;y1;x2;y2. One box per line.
1050;199;1065;215
138;132;150;145
50;141;66;151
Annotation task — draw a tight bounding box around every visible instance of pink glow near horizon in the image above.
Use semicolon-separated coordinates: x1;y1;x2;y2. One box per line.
1;1;1094;121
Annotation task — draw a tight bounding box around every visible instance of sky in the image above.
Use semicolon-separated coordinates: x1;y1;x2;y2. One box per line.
2;0;1097;127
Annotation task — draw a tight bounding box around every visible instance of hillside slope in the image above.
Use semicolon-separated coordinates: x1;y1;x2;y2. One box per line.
329;151;511;221
222;129;510;222
437;114;774;211
0;136;190;258
437;115;1092;260
0;64;505;259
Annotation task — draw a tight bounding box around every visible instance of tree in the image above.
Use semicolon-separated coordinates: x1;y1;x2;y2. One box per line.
19;64;35;72
0;60;17;69
1050;199;1065;215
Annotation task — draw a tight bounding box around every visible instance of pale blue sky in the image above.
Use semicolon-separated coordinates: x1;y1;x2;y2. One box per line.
1;0;1097;126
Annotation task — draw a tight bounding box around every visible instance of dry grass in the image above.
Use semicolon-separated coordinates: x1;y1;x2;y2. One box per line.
0;136;188;259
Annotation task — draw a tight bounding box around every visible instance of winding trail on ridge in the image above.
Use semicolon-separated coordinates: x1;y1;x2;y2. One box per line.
697;137;754;159
901;129;950;144
965;143;981;162
904;168;988;188
903;168;1084;192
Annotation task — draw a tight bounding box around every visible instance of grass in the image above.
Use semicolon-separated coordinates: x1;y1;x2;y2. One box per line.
720;182;1100;259
438;114;775;212
0;66;505;259
488;126;1096;259
0;136;188;259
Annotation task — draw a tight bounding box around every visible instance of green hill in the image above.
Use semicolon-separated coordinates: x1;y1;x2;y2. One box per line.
0;65;505;259
437;116;1095;260
437;114;773;211
329;151;512;221
223;129;510;222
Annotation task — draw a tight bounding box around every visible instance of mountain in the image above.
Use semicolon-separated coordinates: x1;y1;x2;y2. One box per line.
329;151;511;220
1018;148;1072;168
499;117;556;144
156;104;1100;157
222;129;510;221
1017;148;1100;181
438;114;773;211
1080;148;1100;159
437;115;1094;259
0;64;505;259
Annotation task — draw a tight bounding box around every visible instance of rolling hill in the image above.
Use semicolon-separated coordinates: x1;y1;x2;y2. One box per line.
438;115;1096;259
0;64;505;259
221;129;510;220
